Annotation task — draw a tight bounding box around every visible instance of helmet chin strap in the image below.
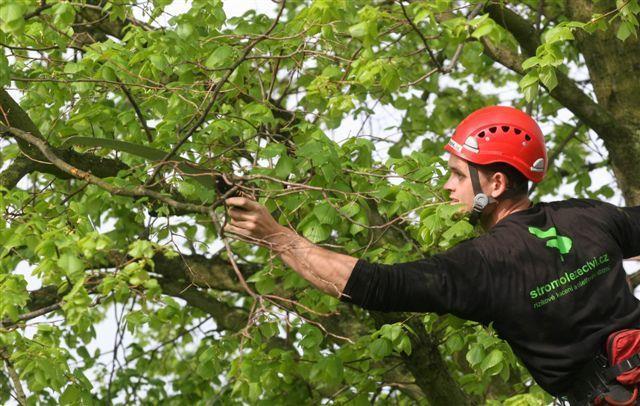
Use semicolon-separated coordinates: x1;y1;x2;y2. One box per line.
468;164;495;225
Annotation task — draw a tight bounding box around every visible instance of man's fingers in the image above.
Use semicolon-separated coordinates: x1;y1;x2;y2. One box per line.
225;196;260;210
228;220;256;231
224;223;247;236
228;207;254;221
224;224;261;242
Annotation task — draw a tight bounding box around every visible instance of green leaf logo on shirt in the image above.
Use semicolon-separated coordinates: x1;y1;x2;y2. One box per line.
528;226;573;256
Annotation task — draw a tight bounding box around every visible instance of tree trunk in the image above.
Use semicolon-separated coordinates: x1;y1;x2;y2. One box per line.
565;0;640;206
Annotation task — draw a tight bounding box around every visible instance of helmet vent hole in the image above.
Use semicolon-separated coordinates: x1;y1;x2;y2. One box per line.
477;131;485;138
514;128;522;135
502;126;510;132
525;134;531;141
489;127;497;133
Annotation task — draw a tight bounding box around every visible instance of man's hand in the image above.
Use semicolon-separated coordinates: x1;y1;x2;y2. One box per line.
223;197;287;245
223;196;356;297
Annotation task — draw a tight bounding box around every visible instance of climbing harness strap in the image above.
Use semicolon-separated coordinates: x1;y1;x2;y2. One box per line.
565;329;640;405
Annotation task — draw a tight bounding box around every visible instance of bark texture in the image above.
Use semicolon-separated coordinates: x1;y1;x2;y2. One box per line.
484;1;640;205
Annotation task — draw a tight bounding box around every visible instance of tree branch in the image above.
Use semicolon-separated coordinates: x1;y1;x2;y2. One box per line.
0;124;212;215
0;349;26;406
399;0;442;70
158;279;247;331
119;84;154;143
0;157;33;190
529;124;582;194
0;89;129;181
481;3;627;141
144;0;287;187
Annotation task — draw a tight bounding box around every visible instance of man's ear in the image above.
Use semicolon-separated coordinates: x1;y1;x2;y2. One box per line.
489;172;508;199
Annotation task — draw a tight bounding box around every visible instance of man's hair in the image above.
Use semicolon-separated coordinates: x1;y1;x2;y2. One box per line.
477;162;529;198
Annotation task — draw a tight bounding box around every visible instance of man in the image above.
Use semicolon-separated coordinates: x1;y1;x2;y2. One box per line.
223;106;640;404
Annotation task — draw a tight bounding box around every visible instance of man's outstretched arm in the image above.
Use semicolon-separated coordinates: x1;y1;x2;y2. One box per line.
223;197;358;298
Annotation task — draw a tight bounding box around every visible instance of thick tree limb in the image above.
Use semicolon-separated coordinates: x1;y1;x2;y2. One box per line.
0;157;33;190
0;89;129;182
482;2;640;205
158;279;247;332
482;4;624;140
0;124;212;215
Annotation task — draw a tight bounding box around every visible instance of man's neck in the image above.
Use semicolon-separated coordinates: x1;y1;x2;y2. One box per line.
481;197;532;230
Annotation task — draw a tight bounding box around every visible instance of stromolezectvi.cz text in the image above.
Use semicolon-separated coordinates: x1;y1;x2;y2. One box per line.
529;254;610;300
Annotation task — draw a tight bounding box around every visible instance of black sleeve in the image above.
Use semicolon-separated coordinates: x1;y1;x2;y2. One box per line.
340;240;495;323
613;205;640;258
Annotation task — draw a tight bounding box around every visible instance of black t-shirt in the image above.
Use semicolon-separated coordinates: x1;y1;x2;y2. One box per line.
341;198;640;395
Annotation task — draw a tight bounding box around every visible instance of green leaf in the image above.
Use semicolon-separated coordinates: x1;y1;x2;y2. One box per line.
338;201;360;218
398;335;412;355
242;102;274;124
313;203;338;225
176;22;194;39
205;45;233;68
466;344;485;367
53;2;76;27
0;275;28;321
519;71;539;89
521;75;539;102
480;349;504;375
325;356;343;381
441;220;473;241
0;3;25;22
348;22;368;38
274;155;295;178
446;334;464;352
302;220;331;243
128;240;155;259
299;324;323;349
0;50;9;87
57;254;85;280
471;21;494;39
539;67;558;91
521;56;539;70
60;385;81;405
101;66;118;82
63;62;84;74
255;276;276;294
0;3;26;33
149;54;169;71
369;338;393;360
617;20;636;41
198;347;217;363
544;25;574;44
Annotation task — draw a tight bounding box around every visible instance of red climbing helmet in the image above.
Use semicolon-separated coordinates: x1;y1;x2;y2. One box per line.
444;106;547;183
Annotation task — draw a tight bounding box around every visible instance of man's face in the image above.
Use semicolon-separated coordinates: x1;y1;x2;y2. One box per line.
443;155;478;212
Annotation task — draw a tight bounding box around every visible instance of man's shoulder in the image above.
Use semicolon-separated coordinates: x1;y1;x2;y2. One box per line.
506;198;620;219
541;197;615;210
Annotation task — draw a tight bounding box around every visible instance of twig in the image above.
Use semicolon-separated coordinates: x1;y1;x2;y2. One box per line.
442;2;485;73
144;0;287;187
0;349;26;406
398;0;442;70
208;209;257;298
24;1;53;20
119;84;154;143
585;0;633;26
0;302;62;328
